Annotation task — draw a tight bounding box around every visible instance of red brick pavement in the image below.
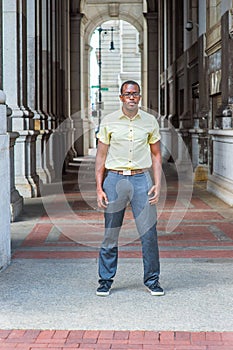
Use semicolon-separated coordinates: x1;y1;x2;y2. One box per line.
0;330;233;349
12;190;233;259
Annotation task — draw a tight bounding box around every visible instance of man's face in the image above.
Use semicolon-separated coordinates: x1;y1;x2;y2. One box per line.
120;83;141;114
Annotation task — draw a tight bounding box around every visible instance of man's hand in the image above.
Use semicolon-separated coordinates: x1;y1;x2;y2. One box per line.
95;141;109;208
97;189;109;208
148;185;160;205
149;141;162;205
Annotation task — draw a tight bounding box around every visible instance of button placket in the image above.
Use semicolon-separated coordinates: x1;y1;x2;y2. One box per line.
128;120;133;167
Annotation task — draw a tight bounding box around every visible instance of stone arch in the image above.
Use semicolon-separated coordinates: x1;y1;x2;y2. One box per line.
84;14;143;43
76;1;147;154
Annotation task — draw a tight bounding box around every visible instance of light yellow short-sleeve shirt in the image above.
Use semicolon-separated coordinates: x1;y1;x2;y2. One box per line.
97;109;161;170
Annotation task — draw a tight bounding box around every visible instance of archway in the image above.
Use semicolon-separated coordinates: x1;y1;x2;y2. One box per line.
78;2;146;155
89;19;142;142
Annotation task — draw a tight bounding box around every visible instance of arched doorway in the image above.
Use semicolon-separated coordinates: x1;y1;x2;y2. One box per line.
78;2;146;155
89;19;142;143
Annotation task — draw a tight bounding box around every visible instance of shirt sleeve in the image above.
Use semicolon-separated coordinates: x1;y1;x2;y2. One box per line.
148;118;161;144
97;123;111;145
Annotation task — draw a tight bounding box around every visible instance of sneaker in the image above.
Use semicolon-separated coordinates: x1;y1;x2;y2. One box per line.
96;282;111;296
147;282;165;296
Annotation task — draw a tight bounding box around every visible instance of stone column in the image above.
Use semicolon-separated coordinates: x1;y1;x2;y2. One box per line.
70;13;84;155
0;91;11;270
2;0;40;198
191;34;209;181
62;0;76;163
0;0;2;86
36;0;53;184
144;12;159;112
221;10;233;119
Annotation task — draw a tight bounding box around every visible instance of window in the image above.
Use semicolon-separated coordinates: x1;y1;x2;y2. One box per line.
212;93;222;128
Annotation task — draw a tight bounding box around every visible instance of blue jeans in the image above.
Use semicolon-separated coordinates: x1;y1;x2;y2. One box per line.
98;171;160;288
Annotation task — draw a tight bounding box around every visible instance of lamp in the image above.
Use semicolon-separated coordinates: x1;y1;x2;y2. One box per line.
185;20;199;31
96;26;115;128
109;27;115;51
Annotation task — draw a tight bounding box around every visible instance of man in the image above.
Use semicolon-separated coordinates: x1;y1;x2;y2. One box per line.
95;80;164;296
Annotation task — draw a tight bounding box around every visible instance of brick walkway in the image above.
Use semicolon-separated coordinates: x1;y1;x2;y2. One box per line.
11;158;233;261
1;330;233;349
6;157;233;349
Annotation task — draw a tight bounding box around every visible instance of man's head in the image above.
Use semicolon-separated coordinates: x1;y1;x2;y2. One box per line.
119;80;141;117
120;80;140;95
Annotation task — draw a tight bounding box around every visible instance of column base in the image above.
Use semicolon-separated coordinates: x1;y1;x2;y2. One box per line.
207;173;233;206
15;175;40;198
10;188;24;221
194;165;208;182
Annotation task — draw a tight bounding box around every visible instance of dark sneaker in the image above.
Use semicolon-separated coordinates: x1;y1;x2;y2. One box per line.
96;282;111;296
147;282;165;296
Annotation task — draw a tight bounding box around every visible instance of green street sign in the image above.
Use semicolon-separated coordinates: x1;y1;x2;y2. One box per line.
91;85;109;91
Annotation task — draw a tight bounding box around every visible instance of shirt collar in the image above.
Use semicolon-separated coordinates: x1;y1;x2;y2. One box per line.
119;110;141;120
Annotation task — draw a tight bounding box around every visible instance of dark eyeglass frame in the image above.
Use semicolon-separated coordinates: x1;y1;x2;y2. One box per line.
121;92;140;97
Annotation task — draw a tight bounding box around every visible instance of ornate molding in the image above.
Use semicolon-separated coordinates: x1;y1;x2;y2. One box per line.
206;22;221;56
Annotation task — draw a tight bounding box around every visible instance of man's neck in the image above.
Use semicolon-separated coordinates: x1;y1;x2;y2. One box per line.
122;107;139;119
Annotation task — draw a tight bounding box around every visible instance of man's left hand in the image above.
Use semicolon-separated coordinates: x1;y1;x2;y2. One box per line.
148;185;160;205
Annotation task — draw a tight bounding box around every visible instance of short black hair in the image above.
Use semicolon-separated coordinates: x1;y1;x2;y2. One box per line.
120;80;140;95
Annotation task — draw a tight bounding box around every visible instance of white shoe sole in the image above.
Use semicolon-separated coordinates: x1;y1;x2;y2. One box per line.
96;290;110;296
147;287;165;296
150;290;165;296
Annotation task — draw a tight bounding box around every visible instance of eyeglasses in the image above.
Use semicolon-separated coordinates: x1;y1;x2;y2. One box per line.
121;92;140;97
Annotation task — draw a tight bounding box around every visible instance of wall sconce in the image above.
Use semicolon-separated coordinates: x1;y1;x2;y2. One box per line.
185;20;199;31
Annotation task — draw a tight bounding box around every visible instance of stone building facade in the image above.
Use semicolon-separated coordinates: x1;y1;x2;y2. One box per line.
157;0;233;206
0;0;233;269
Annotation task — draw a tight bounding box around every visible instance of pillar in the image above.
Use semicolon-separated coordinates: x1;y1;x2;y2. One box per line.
221;10;233;113
70;12;84;155
2;0;40;198
0;90;11;270
34;0;54;185
144;12;159;112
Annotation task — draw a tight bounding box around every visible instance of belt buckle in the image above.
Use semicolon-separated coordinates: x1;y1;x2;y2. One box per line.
123;170;131;175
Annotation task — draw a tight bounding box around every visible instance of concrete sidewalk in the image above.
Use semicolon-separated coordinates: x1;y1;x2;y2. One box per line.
0;258;233;331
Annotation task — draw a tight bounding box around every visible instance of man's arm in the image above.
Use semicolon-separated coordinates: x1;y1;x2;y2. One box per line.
148;140;162;205
95;140;109;208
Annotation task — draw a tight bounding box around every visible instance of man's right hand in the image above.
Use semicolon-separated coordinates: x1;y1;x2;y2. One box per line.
97;189;109;208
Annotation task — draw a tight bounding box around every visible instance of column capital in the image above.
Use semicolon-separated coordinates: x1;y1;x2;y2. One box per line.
143;12;158;21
